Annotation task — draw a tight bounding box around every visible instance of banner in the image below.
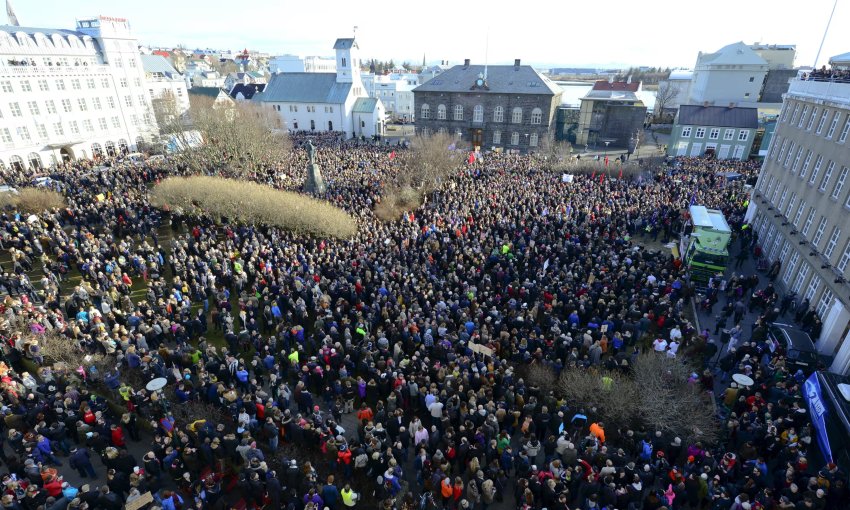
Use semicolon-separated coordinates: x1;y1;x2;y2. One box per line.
804;373;833;463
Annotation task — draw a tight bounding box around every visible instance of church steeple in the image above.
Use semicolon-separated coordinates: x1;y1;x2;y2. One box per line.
333;38;360;85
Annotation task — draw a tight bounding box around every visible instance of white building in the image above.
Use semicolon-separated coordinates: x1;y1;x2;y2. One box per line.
0;16;158;170
374;80;415;122
654;69;693;117
254;38;385;138
192;71;225;89
688;42;769;106
141;55;189;116
269;54;336;74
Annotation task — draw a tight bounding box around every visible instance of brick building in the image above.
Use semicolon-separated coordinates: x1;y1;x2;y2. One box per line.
413;60;562;151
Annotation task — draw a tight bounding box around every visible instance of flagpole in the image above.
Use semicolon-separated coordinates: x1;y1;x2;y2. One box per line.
813;0;838;69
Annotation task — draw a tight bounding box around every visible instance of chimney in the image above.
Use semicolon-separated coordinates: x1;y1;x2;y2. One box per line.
514;59;521;68
464;59;470;68
703;101;710;107
627;75;632;84
609;75;614;84
728;102;736;108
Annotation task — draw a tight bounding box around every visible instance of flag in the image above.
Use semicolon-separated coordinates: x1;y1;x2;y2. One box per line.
599;174;605;183
618;169;623;179
604;156;609;167
389;150;396;160
468;152;475;164
6;0;18;26
591;170;596;179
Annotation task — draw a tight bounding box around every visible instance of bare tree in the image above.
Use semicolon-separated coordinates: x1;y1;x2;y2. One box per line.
536;137;573;171
526;363;558;392
396;132;462;192
557;366;640;426
632;354;719;443
653;81;681;121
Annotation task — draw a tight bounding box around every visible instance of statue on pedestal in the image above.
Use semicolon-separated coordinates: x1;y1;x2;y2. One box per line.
304;140;326;195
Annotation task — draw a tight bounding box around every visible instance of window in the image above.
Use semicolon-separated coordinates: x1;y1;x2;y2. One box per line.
694;127;705;138
769;135;781;159
809;156;823;184
530;108;542;125
16;126;30;141
8;102;21;117
77;98;88;111
792;147;803;173
805;275;821;304
777;139;788;161
138;95;146;107
783;251;799;284
37;80;48;92
793;201;806;227
101;78;110;88
493;130;501;144
790;103;800;124
723;128;734;140
341;57;346;67
0;81;11;93
55;79;66;91
785;193;797;217
473;105;483;123
131;115;139;127
840;118;850;143
86;78;95;89
493;106;504;123
52;122;63;136
114;58;122;68
0;128;10;143
737;130;749;141
827;112;841;139
529;133;538;147
69;121;79;134
120;78;128;88
819;161;835;191
781;102;792;122
128;58;136;68
310;119;315;130
800;151;813;178
681;127;692;138
453;104;463;121
61;99;72;113
134;78;141;87
709;128;720;140
437;105;446;120
833;166;849;201
783;142;795;167
111;116;121;129
824;227;841;258
124;96;133;107
749;76;755;82
812;216;827;246
27;101;39;116
816;109;829;134
92;97;102;110
777;187;788;211
511;107;522;124
71;79;81;90
798;105;809;128
420;104;430;119
98;117;108;130
838;240;850;273
20;80;31;92
82;119;94;132
816;288;833;318
107;97;115;109
806;107;818;130
791;263;810;293
802;207;815;236
35;123;48;140
511;132;519;145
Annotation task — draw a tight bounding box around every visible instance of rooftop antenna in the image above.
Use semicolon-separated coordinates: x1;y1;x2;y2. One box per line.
353;25;358;39
813;0;838;68
484;26;489;80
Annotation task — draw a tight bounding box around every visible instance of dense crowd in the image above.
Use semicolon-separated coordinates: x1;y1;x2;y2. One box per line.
802;66;850;83
0;140;843;510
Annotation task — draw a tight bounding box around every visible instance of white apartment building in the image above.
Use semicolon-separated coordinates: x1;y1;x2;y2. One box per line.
689;42;770;106
0;16;157;170
141;55;189;117
269;54;336;74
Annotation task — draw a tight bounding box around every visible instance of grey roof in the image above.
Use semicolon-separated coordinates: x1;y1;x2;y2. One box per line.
229;83;266;100
253;73;352;104
677;105;758;129
583;89;641;102
189;86;225;99
141;55;179;76
333;38;356;50
352;97;378;113
698;42;768;67
0;25;87;38
414;64;560;95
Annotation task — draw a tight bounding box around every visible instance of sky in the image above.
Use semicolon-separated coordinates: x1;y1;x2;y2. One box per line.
9;0;849;69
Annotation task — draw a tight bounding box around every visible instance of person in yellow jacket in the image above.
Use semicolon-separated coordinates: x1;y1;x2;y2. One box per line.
341;483;358;507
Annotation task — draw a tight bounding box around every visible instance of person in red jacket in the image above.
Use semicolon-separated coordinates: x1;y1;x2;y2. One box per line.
110;424;126;448
42;475;63;498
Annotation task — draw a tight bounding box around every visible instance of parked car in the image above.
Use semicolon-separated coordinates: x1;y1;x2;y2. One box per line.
768;324;822;374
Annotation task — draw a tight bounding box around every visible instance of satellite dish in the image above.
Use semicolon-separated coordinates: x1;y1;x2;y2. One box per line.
146;377;168;392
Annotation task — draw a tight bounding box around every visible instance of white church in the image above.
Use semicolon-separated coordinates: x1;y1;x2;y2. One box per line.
253;38;385;139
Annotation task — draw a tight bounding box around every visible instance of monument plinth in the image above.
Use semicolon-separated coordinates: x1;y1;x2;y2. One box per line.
304;140;326;195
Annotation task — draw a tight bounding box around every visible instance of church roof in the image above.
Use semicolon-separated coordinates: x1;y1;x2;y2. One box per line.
414;64;560;95
352;97;379;113
333;38;357;50
698;42;768;67
253;73;352;104
677;105;758;129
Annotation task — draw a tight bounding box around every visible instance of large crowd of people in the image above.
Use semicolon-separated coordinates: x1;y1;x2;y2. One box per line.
0;138;843;510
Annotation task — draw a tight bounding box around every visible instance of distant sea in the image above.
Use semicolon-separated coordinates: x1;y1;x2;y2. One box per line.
556;81;658;111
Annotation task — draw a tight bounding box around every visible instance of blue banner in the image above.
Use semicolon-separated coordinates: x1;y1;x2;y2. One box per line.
804;373;833;463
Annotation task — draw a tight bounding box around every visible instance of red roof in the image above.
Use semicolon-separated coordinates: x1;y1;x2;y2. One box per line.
591;80;640;92
152;50;171;58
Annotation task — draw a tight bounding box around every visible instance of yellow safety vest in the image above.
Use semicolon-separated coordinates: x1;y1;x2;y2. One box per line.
341;489;357;506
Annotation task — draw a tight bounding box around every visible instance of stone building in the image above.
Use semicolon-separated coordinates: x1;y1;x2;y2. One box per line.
413;59;561;151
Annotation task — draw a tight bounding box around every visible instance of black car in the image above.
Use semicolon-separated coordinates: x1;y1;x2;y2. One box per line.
768;324;822;374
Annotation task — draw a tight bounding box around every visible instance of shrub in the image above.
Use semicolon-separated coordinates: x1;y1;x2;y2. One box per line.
0;188;65;213
374;185;423;222
150;176;357;239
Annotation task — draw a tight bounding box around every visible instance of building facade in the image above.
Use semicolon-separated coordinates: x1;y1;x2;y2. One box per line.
689;42;770;105
746;71;850;374
142;55;189;118
667;105;757;159
576;80;646;151
254;38;384;138
0;16;158;170
413;60;562;151
269;55;336;74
